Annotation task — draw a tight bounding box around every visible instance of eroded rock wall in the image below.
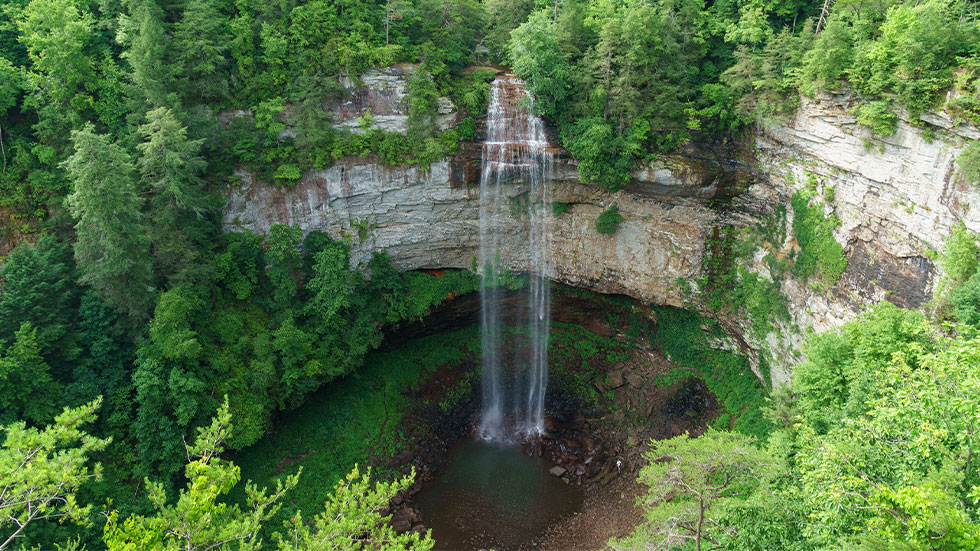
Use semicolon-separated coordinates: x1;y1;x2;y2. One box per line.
220;71;979;384
221;157;724;308
746;93;979;379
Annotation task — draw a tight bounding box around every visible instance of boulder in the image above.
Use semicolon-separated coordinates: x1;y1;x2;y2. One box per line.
549;466;567;477
543;416;559;432
606;370;625;388
390;509;412;533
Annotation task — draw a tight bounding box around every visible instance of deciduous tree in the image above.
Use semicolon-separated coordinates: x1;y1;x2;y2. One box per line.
0;399;107;550
103;399;298;551
611;429;778;551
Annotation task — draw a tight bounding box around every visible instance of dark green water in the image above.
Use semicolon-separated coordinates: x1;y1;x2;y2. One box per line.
415;438;583;550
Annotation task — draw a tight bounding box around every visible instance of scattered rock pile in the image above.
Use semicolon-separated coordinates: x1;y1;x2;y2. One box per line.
533;412;623;488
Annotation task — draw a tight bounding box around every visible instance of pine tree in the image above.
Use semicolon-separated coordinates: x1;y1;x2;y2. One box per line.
137;107;213;284
64;124;153;320
0;323;63;425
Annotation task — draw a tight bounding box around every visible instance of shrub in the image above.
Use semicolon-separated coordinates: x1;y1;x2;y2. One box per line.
855;100;898;137
551;201;572;216
596;205;623;235
940;221;979;287
791;190;847;290
957;141;980;186
951;270;980;328
273;163;302;186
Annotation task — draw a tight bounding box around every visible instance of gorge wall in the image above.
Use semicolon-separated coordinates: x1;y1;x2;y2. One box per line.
221;68;980;384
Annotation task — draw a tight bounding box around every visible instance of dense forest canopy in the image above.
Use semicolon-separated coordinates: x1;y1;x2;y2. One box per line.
502;0;980;189
0;0;979;549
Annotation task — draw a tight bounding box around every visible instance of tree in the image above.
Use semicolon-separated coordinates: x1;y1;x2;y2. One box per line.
275;466;434;551
64;124;153;320
484;0;535;62
68;292;135;441
406;68;440;143
173;0;231;104
0;399;108;550
303;239;359;381
137;106;213;284
794;329;980;548
611;429;778;551
951;261;980;329
0;236;79;365
940;221;980;293
132;284;209;479
118;0;177;111
0;323;62;425
792;303;930;432
104;399;432;551
16;0;96;149
265;224;303;315
509;10;573;121
103;399;298;551
0;56;22;171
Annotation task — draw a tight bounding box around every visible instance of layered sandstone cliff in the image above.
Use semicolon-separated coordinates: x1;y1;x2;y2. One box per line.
220;71;979;383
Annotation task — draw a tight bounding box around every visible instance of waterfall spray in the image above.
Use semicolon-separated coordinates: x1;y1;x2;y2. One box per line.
477;74;553;441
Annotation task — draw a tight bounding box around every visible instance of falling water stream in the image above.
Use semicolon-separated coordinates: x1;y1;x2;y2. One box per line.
415;75;581;551
477;74;554;441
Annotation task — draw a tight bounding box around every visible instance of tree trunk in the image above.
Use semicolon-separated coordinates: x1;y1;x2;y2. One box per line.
696;496;704;551
816;0;834;33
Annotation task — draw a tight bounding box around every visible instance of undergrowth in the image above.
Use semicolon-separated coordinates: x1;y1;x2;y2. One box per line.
549;322;632;407
790;187;847;291
231;327;480;534
596;205;623;235
644;306;772;439
697;226;791;343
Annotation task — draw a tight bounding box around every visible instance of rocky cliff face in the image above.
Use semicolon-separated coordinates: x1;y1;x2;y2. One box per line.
748;94;979;378
220;72;979;384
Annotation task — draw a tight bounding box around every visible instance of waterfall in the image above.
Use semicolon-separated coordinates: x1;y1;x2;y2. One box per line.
477;74;553;441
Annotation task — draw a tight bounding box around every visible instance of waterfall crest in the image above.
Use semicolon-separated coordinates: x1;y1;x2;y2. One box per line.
478;74;553;441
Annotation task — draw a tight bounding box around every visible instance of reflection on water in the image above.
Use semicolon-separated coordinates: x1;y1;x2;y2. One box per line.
415;438;583;550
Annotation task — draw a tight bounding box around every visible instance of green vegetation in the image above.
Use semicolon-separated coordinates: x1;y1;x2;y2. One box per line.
0;399;107;548
625;300;980;550
503;0;979;190
621;215;980;550
550;201;573;216
0;218;480;548
938;223;980;328
232;328;480;532
611;430;778;551
957;141;980;186
3;0;979;549
595;205;623;235
791;187;847;291
549;288;772;437
694;223;792;348
101;399;432;551
549;322;634;406
647;306;771;438
0;0;488;242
